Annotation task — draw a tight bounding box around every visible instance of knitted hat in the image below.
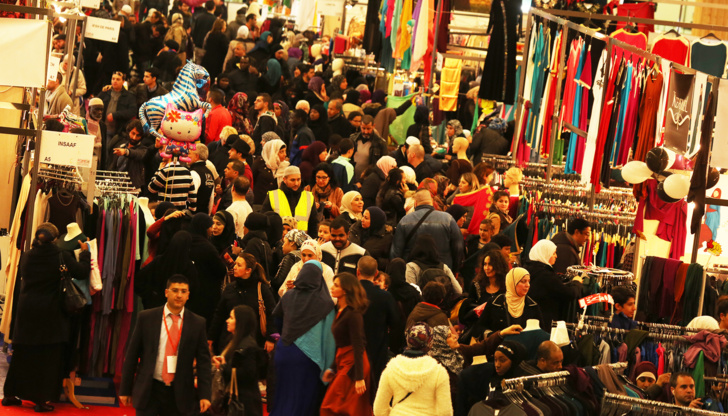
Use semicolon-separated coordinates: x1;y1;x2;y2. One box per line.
120;5;132;14
283;166;300;177
244;212;268;231
261;131;280;145
281;216;297;229
406;322;433;351
405;136;420;146
285;229;309;248
89;97;103;107
237;25;249;39
489;117;507;133
446;204;467;222
300;239;322;260
633;361;657;383
232;138;251;155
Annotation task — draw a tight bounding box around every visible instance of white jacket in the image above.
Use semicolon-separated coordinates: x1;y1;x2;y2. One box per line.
373;354;453;416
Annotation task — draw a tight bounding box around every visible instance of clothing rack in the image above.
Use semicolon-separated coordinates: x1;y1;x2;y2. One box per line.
601;392;724;415
562;321;692;343
94;170;139;196
38;164;84;185
502;362;628;393
581;314;701;333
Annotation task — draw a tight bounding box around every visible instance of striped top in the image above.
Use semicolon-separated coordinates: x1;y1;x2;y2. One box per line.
148;163;197;211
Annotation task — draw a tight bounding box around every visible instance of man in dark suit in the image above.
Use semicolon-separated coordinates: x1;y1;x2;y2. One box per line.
120;274;212;416
356;256;400;402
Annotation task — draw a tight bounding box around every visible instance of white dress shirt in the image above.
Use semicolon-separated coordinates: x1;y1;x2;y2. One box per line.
154;304;185;382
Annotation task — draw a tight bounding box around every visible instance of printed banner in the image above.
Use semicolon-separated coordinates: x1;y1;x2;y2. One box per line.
40;131;95;168
578;293;614;309
663;69;694;154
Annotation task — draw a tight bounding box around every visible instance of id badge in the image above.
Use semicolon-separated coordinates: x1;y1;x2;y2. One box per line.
167;356;177;373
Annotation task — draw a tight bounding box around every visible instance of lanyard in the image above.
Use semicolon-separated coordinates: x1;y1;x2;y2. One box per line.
164;313;183;354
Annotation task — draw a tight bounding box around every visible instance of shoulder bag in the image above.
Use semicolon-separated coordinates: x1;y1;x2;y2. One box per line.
404;208;435;247
257;282;267;337
227;368;245;416
60;253;87;314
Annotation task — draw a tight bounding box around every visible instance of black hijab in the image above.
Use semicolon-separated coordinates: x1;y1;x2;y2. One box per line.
308;104;331;144
264;211;283;248
273;261;335;345
211;211;236;253
190;213;213;239
387;258;421;306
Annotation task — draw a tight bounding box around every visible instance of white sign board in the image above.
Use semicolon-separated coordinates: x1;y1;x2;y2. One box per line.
85;16;121;43
40;131;95;168
47;55;61;83
0;19;48;88
80;0;101;9
318;0;344;17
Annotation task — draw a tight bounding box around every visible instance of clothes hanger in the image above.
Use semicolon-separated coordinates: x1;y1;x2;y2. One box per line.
700;32;722;42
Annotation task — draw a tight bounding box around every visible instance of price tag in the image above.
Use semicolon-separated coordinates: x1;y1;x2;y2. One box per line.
578;293;614;309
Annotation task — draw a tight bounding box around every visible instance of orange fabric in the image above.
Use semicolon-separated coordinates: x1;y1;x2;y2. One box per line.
673;263;690;302
320;346;372;416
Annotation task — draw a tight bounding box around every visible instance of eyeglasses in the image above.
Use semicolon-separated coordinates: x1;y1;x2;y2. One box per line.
316;175;329;180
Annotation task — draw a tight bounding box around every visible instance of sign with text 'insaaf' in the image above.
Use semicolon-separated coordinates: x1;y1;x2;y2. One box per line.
40;131;94;168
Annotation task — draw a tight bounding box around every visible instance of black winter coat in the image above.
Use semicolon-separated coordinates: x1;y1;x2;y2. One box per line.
360;166;385;210
473;293;542;337
524;260;582;330
349;221;393;271
551;231;581;274
251;158;278;206
377;187;406;226
98;88;137;134
208;278;276;352
14;244;90;345
189;235;228;324
241;230;273;279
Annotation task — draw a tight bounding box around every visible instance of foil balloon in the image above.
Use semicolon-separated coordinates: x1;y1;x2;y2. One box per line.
645;147;669;173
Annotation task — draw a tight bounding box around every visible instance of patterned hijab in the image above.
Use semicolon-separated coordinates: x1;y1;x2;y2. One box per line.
227;93;252;135
428;325;464;374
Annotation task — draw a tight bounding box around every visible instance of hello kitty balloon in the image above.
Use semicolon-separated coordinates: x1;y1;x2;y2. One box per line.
159;102;204;163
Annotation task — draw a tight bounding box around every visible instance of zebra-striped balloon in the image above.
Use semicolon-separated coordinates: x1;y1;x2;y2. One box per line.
139;61;212;139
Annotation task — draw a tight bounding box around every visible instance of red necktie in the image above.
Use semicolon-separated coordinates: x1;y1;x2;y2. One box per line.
162;314;180;385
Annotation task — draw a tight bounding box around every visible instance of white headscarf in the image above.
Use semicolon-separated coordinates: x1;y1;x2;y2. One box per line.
300;239;322;261
401;166;418;186
505;268;529;318
261;139;290;185
529;239;557;266
340;191;363;220
376;155;398;177
237;25;249;40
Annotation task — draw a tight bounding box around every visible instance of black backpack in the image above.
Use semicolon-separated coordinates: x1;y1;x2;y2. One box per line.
414;260;450;289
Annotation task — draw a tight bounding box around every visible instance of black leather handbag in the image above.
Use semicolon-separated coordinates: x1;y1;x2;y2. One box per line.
59;253;87;314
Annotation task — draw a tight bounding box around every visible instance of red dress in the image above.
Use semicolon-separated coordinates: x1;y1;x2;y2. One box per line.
320;306;373;416
453;186;495;236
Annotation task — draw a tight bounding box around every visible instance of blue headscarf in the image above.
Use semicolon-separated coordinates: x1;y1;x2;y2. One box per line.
250;31;272;54
266;58;281;86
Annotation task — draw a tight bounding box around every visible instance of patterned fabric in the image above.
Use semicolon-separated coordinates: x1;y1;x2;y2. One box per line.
428;325;464;374
406;322;432;350
227;92;252;135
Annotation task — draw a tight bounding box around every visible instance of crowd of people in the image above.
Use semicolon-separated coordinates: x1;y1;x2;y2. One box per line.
6;0;723;415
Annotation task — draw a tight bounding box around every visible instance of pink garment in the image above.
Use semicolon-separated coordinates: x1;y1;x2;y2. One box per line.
656;343;665;375
683;330;728;366
633;179;687;259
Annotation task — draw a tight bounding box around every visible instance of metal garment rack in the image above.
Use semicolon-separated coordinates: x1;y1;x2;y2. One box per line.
581;314;701;333
94;170;139;196
601;392;724;415
502;362;627;393
560;321;692;343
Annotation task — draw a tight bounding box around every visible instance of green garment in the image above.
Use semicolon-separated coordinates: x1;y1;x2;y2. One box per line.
386;93;417;145
693;351;705;398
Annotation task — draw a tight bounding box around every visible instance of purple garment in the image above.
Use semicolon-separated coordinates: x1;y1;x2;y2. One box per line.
410;0;422;52
659;259;681;318
683;330;728;367
617;342;628;362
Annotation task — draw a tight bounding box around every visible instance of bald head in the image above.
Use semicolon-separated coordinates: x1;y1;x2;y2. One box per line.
414;188;433;207
357;256;378;280
536;341;563;372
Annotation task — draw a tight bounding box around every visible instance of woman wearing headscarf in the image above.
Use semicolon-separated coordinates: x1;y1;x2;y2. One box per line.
278;239;336;298
299;141;329;187
247;30;274;67
272;229;309;295
473;268;542;338
211;211;238;286
287;47;302;72
373;323;452;416
228;92;253;135
308;104;331;144
525;239;583;329
349;206;393;270
306;76;328;107
359;155;394;209
304;163;343;220
441;119;465;161
339;190;365;224
428;325;464;398
258;58;282;96
385;259;422;353
321;273;373;415
2;224;90;413
189;213;228;323
342;89;362;118
456;340;527;416
265;211;285;269
252;139;289;204
270;261;336;416
273;101;291;143
376;167;407;226
137;230;201;312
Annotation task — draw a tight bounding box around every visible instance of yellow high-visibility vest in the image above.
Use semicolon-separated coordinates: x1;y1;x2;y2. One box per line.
268;189;314;231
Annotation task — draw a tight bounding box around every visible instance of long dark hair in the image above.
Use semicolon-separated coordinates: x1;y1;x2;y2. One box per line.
381;168;403;193
335;273;368;313
239;252;269;284
474;249;508;290
407;235;441;267
222;305;257;356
